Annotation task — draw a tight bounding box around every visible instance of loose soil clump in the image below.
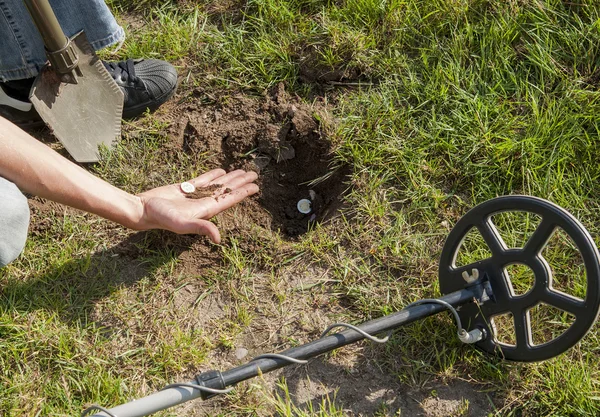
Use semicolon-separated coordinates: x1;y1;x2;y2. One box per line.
166;83;347;237
184;184;225;199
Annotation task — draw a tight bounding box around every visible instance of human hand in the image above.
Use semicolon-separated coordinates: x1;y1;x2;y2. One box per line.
136;169;259;243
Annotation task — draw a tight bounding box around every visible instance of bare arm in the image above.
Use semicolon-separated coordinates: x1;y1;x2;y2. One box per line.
0;117;259;243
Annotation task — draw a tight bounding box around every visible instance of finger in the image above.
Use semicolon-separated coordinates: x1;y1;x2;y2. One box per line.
212;171;259;197
175;218;222;243
193;219;222;243
189;169;227;188
207;169;248;188
224;171;259;191
201;183;260;218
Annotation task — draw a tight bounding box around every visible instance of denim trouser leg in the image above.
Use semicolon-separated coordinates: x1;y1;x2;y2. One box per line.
0;0;124;82
0;176;29;267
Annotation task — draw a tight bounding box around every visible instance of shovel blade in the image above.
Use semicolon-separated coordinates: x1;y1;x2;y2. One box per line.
30;32;124;163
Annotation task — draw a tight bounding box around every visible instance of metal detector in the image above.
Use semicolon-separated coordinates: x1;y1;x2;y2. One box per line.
83;196;600;417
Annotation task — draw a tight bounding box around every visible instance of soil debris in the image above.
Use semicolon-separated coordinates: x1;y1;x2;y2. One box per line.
184;184;223;199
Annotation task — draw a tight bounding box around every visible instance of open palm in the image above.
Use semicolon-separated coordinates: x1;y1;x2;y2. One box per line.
137;169;259;243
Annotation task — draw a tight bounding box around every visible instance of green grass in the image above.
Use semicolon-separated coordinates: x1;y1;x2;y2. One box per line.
262;378;346;417
3;0;600;415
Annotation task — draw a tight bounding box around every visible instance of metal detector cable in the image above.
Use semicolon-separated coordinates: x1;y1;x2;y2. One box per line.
404;298;468;340
319;299;470;343
161;383;235;394
252;353;309;364
320;322;391;343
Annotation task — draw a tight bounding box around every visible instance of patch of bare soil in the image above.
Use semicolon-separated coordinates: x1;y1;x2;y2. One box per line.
296;44;360;83
27;196;70;237
164;82;348;237
281;362;493;417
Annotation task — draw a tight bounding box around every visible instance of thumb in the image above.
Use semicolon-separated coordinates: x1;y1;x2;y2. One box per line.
190;219;222;243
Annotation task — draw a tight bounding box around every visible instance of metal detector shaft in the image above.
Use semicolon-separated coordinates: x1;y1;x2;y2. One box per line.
88;285;482;417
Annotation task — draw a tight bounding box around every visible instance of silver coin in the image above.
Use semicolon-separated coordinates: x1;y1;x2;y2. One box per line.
297;199;312;214
180;181;196;194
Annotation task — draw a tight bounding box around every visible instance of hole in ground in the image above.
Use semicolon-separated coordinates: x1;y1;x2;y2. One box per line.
255;145;348;237
166;83;349;237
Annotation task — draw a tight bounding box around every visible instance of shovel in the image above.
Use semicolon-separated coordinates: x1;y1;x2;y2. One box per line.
23;0;124;163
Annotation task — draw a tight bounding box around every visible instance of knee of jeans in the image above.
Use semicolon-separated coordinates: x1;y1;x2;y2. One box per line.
0;192;30;267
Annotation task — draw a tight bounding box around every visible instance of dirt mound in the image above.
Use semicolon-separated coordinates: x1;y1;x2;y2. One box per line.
166;83;348;237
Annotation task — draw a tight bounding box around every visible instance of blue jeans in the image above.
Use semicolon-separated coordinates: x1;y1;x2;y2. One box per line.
0;0;124;82
0;176;29;267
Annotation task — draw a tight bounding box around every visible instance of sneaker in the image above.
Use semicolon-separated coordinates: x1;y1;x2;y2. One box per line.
0;58;178;127
104;59;178;119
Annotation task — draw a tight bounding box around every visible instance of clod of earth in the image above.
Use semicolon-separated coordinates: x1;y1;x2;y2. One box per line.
184;184;224;199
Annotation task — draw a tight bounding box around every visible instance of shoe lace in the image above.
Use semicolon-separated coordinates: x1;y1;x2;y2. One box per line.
103;59;139;84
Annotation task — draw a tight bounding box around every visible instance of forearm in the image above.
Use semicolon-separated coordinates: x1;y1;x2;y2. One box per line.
0;117;143;229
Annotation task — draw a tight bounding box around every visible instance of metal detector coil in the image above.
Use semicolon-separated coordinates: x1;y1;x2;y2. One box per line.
85;196;600;417
438;195;600;362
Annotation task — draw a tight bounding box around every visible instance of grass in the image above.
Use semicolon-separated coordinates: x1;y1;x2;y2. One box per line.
2;0;600;415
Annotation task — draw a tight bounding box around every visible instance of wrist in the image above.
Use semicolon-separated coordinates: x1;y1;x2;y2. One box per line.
119;194;146;230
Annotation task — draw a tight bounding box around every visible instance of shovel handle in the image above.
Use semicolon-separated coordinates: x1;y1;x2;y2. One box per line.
23;0;81;82
23;0;68;52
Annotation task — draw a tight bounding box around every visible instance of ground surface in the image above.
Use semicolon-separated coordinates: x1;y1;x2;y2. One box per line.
2;1;600;416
